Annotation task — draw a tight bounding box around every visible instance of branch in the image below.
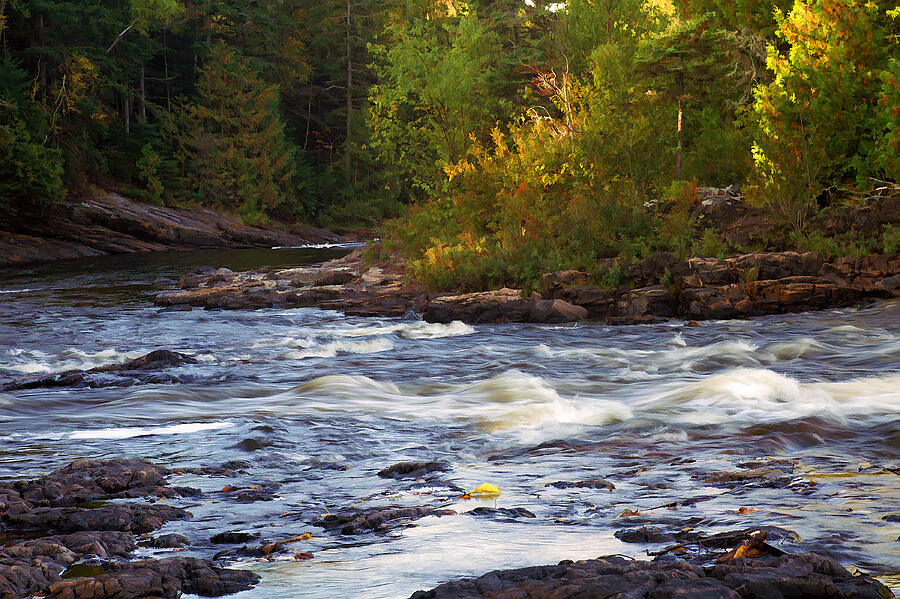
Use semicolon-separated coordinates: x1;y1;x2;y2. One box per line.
107;17;140;53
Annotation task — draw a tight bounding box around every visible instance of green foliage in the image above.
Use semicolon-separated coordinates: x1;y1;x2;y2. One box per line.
748;0;895;233
176;45;305;223
136;143;164;205
0;59;65;215
884;225;900;254
696;227;728;257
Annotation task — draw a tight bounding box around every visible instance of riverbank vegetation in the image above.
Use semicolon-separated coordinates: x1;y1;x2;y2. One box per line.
1;0;898;286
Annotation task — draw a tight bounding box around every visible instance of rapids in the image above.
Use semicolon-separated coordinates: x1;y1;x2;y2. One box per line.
0;248;898;597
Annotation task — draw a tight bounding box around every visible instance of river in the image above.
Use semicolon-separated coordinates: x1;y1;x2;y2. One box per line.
0;247;898;597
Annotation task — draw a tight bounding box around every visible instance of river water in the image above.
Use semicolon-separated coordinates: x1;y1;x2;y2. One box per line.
0;248;898;597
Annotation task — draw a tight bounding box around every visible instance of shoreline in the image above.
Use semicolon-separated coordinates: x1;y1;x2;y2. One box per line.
0;193;357;268
153;248;900;325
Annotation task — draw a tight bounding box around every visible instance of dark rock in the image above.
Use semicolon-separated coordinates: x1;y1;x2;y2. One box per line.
547;479;615;491
45;556;260;598
465;507;536;519
2;351;198;391
614;526;676;544
315;506;457;535
231;437;274;452
210;531;260;545
377;461;449;479
144;534;190;549
882;514;900;523
409;552;891;599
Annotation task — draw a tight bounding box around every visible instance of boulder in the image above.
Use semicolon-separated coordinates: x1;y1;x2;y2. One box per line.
424;289;532;324
530;299;588;323
540;270;590;293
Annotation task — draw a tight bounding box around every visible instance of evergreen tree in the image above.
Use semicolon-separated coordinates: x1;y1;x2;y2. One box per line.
178;44;303;222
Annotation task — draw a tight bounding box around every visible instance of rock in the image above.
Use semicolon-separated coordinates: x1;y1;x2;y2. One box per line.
529;299;588;323
618;286;678;318
552;286;617;318
45;556;260;598
314;506;457;535
540;270;590;293
546;479;615;492
0;192;336;267
2;351;198;391
377;461;449;479
424;289;532;324
465;507;536;519
144;534;190;549
614;526;676;544
409;552;892;599
210;531;261;545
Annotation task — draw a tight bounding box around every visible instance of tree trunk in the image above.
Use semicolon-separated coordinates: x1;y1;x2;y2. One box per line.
345;0;353;184
124;90;131;134
140;64;147;123
676;97;683;179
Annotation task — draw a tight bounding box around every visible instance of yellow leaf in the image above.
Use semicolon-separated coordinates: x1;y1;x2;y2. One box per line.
468;483;501;497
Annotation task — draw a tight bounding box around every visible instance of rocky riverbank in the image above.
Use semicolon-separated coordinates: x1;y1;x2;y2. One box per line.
2;457;894;598
0;193;348;267
154;247;900;324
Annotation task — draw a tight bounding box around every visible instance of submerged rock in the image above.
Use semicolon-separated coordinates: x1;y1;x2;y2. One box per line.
314;506;457;535
1;350;198;391
377;461;450;479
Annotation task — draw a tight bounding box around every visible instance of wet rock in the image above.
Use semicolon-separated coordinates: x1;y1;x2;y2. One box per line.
219;483;280;503
6;503;190;535
377;461;449;479
2;351;198;391
465;507;536;520
614;526;676;544
45;556;260;598
231;437;274;452
547;479;616;492
551;286;617;318
315;506;457;535
144;534;189;549
210;531;261;545
410;551;891;599
2;458;172;505
45;532;136;559
882;514;900;523
178;461;250;477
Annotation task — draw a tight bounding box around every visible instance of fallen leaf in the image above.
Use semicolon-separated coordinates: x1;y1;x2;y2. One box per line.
294;552;314;560
618;508;641;518
738;507;758;515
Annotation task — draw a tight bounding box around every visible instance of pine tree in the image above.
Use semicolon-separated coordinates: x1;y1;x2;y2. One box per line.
179;44;302;223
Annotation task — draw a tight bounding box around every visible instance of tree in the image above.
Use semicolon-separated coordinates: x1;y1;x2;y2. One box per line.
636;16;732;178
177;44;303;222
749;0;894;232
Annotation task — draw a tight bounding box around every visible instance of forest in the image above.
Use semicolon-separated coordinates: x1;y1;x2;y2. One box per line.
1;0;898;289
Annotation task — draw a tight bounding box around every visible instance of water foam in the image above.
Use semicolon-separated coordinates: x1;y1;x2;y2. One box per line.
287;370;630;432
69;421;234;440
340;320;476;339
286;338;394;359
642;368;900;424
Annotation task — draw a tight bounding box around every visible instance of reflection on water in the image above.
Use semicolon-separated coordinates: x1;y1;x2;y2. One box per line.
0;249;898;598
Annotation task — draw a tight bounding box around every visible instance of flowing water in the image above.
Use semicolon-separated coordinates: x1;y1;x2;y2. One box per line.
1;248;898;597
